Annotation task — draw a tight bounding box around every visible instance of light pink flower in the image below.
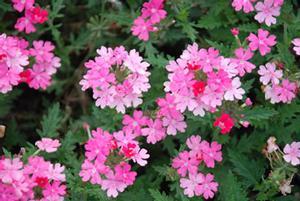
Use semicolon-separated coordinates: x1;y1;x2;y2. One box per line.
12;0;34;12
275;79;297;103
232;48;255;76
248;29;277;56
0;158;23;183
255;0;281;26
292;38;300;55
131;148;150;166
201;141;223;168
224;77;245;101
196;173;218;199
283;142;300;166
180;173;204;197
122;110;148;136
232;0;255;13
42;181;66;201
35;138;61;153
172;151;200;177
79;160;103;185
258;62;282;85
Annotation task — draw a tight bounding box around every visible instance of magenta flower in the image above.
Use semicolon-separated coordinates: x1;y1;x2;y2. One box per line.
141;119;166;144
232;0;255;13
254;0;281;26
14;16;36;34
131;17;154;41
79;160;103;185
12;0;34;12
258;62;282;85
196;173;219;199
248;29;277;56
141;0;167;23
42;181;66;200
201;141;223;168
275;79;297;103
101;171;127;198
172;151;200;177
35;138;61;153
122;110;149;136
283;142;300;166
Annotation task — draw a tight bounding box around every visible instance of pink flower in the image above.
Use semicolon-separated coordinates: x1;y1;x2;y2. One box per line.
131;148;150;166
231;27;240;36
47;163;66;182
42;181;66;200
114;162;137;185
101;174;127;198
248;29;277;56
79;160;103;185
14;16;36;34
292;38;300;55
172;151;200;177
232;48;255;76
245;97;253;106
141;119;166;144
283;142;300;166
131;17;154;41
141;0;167;23
122;110;148;136
224;77;245;101
180;173;204;197
196;173;218;199
201;141;223;168
274;0;284;6
258;62;282;85
12;0;34;12
27;7;48;24
232;0;255;13
35;138;61;153
275;79;297;103
30;41;54;63
27;66;51;90
0;158;23;183
254;0;281;26
199;47;221;73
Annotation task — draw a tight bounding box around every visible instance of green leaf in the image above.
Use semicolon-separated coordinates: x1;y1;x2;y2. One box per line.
149;189;174;201
37;103;63;138
219;171;249;201
242;106;278;122
228;149;265;188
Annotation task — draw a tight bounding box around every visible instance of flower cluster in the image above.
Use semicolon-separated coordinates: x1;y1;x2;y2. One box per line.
80;46;151;113
232;0;284;27
258;62;297;104
79;127;150;197
164;43;246;117
0;139;66;201
131;0;167;41
172;135;222;200
0;34;61;93
12;0;49;33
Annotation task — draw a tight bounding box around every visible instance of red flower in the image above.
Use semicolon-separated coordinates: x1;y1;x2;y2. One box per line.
29;7;48;24
192;81;206;96
213;113;234;134
19;69;32;84
35;177;49;188
122;143;136;158
187;63;201;71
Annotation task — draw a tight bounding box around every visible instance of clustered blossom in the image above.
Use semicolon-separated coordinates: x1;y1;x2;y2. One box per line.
79;127;150;197
80;46;151;113
0;140;66;201
172;135;222;200
0;34;61;93
164;43;246;117
131;0;167;41
232;0;284;27
12;0;49;34
258;62;297;104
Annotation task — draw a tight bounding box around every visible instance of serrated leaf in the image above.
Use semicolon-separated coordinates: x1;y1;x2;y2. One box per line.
149;189;174;201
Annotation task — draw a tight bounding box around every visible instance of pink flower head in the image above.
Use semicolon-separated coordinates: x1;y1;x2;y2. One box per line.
274;0;284;7
248;29;277;56
35;138;61;153
224;77;245;101
180;173;205;197
131;17;155;41
196;173;218;199
141;119;166;144
231;27;240;36
255;0;281;26
201;141;223;168
283;142;300;166
199;47;221;73
213;113;234;134
79;159;104;185
275;79;297;103
30;40;54;63
12;0;34;12
292;38;300;55
172;151;200;177
42;181;66;200
258;62;283;85
245;97;253;106
232;48;255;76
141;0;167;24
232;0;255;13
0;158;23;183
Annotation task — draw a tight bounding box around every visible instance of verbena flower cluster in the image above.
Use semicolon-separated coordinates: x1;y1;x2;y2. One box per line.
172;135;222;200
12;0;48;33
80;46;151;113
79;127;149;197
164;43;246;117
232;0;284;27
0;138;66;201
0;34;61;93
131;0;167;41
